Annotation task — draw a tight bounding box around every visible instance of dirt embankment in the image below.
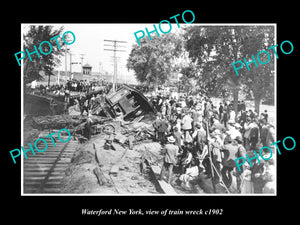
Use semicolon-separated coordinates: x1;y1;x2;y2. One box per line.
60;121;162;194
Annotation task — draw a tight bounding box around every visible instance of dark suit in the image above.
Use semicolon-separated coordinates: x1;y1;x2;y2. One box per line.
251;162;266;193
221;143;246;188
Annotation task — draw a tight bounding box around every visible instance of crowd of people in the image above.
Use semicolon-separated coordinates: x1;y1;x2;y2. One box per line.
27;78;276;194
65;79;104;92
28;79;112;97
151;93;275;194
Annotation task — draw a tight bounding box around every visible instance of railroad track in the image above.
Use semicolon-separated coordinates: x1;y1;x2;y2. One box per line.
23;131;79;194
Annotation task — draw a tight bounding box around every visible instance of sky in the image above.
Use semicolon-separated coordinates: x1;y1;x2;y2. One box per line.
22;23;184;84
22;23;274;84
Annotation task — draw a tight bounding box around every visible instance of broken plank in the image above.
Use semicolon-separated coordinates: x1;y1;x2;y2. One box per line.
111;142;125;152
157;180;177;194
149;164;177;194
93;167;108;185
94;149;103;167
109;165;119;176
151;165;161;176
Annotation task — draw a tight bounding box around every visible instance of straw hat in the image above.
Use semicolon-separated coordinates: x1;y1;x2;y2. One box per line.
167;136;176;143
234;135;243;144
211;129;221;136
195;122;202;129
234;123;242;128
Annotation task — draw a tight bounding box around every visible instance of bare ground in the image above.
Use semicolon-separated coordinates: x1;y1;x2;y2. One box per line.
60;134;161;194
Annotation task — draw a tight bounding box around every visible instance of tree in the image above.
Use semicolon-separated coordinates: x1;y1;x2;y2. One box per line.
23;25;66;86
183;26;244;117
239;26;275;114
183;25;275;117
127;33;183;91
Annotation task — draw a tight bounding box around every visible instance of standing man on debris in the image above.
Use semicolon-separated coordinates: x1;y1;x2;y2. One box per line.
221;136;246;190
181;111;193;141
158;115;169;144
84;112;93;140
152;113;162;141
160;136;179;184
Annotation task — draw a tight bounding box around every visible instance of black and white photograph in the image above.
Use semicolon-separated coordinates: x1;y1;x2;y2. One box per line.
4;4;299;223
21;23;276;195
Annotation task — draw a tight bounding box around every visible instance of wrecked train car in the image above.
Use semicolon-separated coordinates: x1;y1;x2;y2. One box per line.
92;84;155;121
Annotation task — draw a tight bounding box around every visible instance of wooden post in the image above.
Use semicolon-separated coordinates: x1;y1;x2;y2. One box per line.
93;167;108;185
205;120;216;193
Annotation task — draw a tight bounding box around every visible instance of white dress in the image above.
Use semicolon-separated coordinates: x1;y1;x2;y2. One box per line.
241;169;254;194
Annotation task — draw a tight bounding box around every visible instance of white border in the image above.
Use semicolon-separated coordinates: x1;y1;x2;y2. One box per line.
21;23;277;196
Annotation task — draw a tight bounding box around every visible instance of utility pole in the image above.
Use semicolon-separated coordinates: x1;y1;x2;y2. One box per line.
65;47;69;81
69;52;73;80
80;54;85;75
104;39;127;92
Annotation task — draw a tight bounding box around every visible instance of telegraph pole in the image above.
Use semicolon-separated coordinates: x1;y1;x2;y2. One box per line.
69;52;73;80
65;47;69;81
80;54;85;75
104;39;127;92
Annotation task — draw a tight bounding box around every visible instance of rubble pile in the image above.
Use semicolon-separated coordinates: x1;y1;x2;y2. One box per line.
31;115;84;130
60;119;160;194
27;84;165;194
119;121;155;146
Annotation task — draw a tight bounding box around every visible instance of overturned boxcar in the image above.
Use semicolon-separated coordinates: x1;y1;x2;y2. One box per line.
92;84;155;121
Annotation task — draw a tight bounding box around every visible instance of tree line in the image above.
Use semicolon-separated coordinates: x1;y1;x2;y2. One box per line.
127;25;275;115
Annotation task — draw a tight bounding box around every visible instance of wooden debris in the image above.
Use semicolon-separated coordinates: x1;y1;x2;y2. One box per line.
157;180;177;194
151;165;161;176
93;143;103;167
109;165;119;176
111;142;125;152
114;134;127;145
128;136;135;150
93;167;108;185
148;163;177;194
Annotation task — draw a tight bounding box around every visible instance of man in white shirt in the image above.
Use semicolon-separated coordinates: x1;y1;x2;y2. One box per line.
181;112;193;141
227;123;242;141
31;80;37;94
228;109;236;123
179;160;199;190
160;136;179;184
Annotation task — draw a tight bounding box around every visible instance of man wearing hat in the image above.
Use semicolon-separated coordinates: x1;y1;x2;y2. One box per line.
228;108;236;124
211;116;225;132
192;122;206;153
208;129;223;183
262;153;275;194
221;135;246;190
84;112;93;140
160;136;180;184
251;151;266;193
234;136;247;192
260;119;269;147
249;119;259;151
181;111;193;141
243;117;252;151
239;109;247;127
158;115;169;144
219;102;224;121
152;113;162;142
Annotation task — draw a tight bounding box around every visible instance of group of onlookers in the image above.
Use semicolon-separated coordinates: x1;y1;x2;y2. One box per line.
151;93;275;194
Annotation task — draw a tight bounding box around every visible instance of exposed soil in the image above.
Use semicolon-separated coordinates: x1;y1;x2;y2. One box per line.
60;124;161;194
